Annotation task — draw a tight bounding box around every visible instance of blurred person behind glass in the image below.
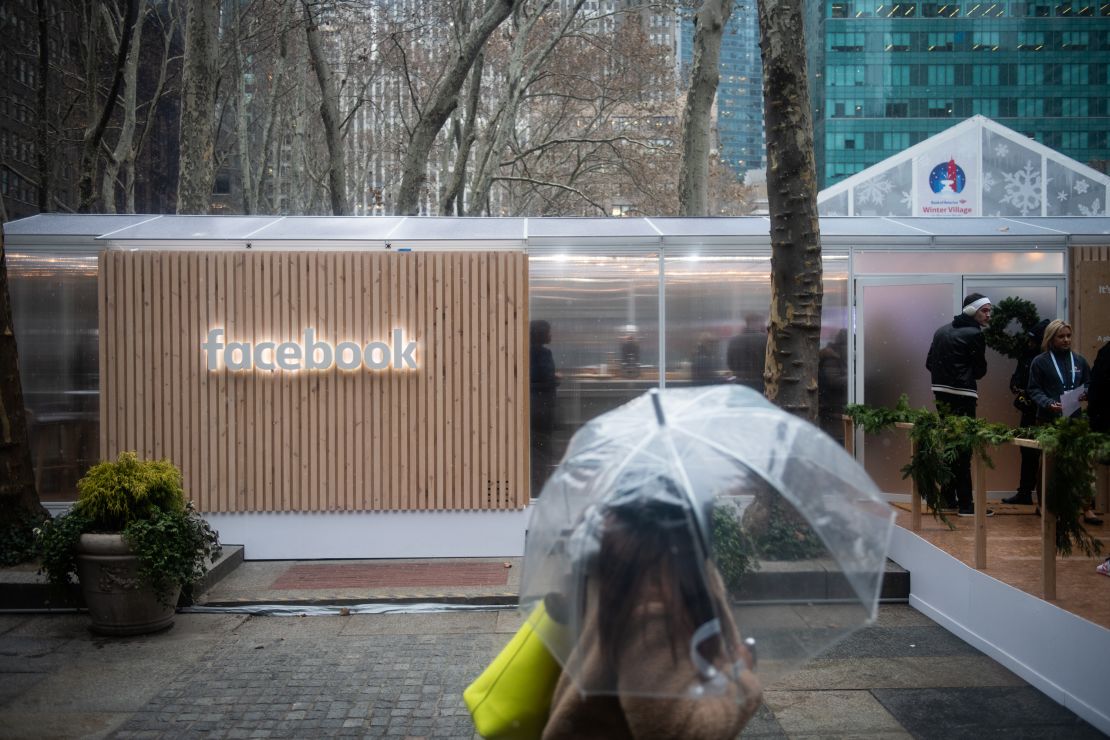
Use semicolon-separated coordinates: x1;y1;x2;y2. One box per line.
530;320;560;495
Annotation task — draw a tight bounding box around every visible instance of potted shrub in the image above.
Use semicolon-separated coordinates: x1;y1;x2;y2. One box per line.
36;452;221;636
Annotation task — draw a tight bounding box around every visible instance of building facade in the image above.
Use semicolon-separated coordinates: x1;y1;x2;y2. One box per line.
814;0;1110;188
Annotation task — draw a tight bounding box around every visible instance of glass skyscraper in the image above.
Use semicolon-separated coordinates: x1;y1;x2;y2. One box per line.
814;1;1110;188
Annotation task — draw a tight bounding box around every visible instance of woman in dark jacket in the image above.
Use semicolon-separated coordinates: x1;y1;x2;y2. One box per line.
1028;320;1091;422
1028;320;1099;525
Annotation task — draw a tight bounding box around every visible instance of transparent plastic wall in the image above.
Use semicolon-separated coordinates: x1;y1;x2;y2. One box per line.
528;254;661;491
6;251;100;502
529;251;850;494
662;254;850;442
856;249;1065;495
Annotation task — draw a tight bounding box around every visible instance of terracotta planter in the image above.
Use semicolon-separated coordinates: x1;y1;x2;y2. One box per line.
76;533;180;636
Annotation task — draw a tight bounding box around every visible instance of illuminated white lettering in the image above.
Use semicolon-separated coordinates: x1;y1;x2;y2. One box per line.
227;342;251;370
364;342;390;370
336;341;362;370
202;328;418;372
276;342;300;370
201;329;225;370
253;341;275;370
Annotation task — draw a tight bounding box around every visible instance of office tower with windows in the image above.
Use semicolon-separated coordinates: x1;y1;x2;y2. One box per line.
814;1;1110;188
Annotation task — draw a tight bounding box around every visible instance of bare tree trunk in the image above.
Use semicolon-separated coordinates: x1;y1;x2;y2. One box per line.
679;0;731;217
0;236;45;527
77;0;140;212
758;0;822;420
35;0;52;212
233;7;253;214
177;0;221;214
303;0;348;216
254;1;295;214
395;0;518;216
101;0;148;214
129;0;178;214
439;51;483;215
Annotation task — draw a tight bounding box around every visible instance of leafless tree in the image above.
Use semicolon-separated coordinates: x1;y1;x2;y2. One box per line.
487;12;682;216
679;0;731;216
77;0;141;212
758;0;821;419
438;51;483;215
177;0;221;213
99;0;148;213
461;0;588;216
394;0;520;216
303;0;348;215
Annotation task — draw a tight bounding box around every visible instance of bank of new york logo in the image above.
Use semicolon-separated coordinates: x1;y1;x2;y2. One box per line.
928;158;966;194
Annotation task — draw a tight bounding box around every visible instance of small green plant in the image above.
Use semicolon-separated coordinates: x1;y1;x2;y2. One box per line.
36;452;221;602
0;506;49;567
710;506;760;591
753;496;827;561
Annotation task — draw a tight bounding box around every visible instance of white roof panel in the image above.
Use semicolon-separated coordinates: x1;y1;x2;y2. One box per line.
386;217;525;242
243;216;404;241
3;214;153;237
102;215;283;240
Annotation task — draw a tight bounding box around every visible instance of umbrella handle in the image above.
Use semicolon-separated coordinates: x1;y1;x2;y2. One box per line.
689;618;723;680
743;636;758;670
649;388;666;426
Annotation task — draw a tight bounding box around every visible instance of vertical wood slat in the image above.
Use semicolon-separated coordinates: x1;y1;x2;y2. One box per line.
100;251;528;512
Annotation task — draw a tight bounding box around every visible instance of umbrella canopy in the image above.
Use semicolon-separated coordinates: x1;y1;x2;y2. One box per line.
520;385;894;700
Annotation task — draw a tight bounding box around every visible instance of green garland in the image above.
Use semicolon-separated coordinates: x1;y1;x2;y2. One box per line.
1031;418;1106;557
983;296;1040;360
847;396;1106;556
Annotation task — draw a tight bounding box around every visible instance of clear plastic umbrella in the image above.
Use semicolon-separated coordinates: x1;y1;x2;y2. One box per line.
520;385;894;701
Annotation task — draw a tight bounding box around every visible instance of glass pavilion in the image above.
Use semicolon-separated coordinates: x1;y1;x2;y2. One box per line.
5;213;1108;508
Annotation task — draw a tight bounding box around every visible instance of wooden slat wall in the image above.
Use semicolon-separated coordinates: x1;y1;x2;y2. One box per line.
100;250;529;513
1070;245;1110;363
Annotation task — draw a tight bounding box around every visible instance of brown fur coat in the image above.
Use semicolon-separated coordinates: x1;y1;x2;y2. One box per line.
542;580;761;740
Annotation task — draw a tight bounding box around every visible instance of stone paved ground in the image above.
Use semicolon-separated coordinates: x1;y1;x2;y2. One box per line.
0;606;1102;739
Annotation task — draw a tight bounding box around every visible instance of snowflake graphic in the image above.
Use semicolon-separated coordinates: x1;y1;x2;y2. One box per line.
1057;190;1069;202
855;176;894;206
1001;161;1043;216
900;191;913;210
993;142;1010;158
1074;179;1090;195
982;172;997;193
1078;199;1104;217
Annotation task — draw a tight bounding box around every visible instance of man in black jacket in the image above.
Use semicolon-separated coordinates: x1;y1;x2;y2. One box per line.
926;293;993;517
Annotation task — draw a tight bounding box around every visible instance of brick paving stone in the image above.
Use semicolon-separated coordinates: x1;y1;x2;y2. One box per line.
0;608;1069;739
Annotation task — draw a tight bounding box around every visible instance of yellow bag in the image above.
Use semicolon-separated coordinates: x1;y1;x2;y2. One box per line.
464;604;564;740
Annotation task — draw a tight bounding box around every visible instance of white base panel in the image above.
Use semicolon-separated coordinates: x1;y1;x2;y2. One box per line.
888;526;1110;734
205;509;532;560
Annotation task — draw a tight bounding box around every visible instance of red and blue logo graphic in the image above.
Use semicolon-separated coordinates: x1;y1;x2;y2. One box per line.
928;158;966;194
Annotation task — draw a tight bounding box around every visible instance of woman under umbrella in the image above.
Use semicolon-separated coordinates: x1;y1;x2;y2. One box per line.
543;474;762;739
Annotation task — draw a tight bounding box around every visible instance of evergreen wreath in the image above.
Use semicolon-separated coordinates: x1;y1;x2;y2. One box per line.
983;296;1040;360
